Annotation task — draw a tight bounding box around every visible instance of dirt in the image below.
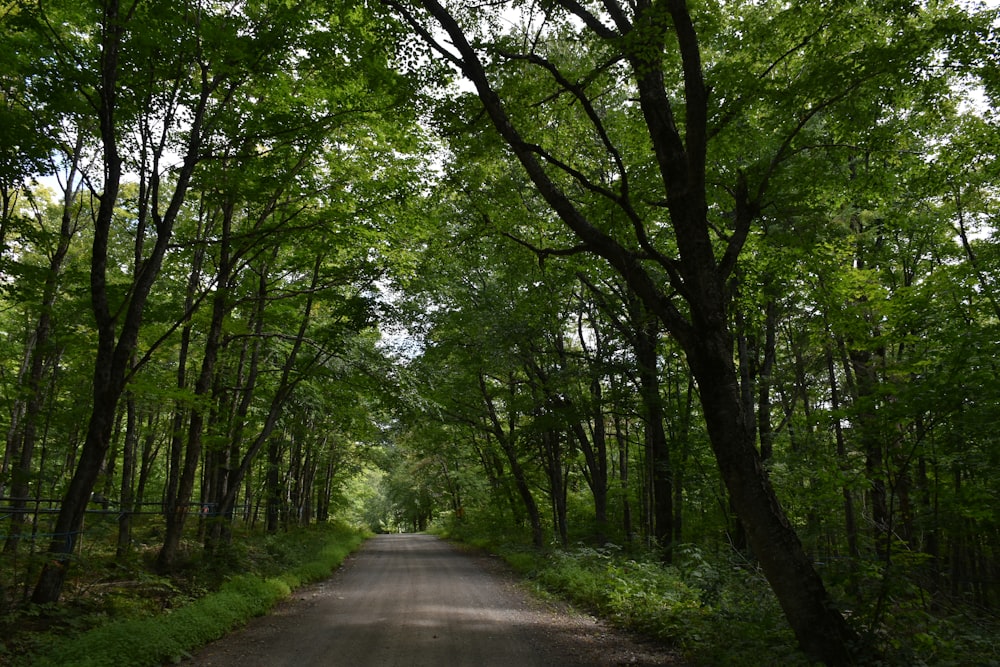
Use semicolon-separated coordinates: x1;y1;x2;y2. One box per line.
184;533;688;667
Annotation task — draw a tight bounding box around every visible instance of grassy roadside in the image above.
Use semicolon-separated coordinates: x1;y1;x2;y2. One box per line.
437;525;803;666
11;522;369;667
435;522;1000;666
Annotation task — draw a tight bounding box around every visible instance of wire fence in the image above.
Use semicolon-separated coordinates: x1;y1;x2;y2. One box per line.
0;496;245;542
0;496;250;610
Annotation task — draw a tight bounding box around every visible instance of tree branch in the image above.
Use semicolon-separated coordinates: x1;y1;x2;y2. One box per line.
498;229;591;266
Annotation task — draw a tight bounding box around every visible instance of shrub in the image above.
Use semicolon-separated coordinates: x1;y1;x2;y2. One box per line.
24;522;368;667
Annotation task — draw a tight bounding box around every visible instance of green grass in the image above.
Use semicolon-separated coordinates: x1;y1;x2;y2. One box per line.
434;519;1000;667
16;522;368;667
520;543;806;666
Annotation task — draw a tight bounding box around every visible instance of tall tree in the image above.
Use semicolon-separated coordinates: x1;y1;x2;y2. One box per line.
384;0;984;661
2;141;85;555
30;0;307;603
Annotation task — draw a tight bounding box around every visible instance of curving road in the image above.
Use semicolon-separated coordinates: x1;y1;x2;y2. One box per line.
187;533;683;667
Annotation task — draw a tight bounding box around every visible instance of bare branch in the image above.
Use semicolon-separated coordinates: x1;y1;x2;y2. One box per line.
498;229;591;265
549;0;621;38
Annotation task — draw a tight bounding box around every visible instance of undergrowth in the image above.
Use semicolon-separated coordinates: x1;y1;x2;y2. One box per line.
435;521;1000;666
525;542;806;666
2;521;368;667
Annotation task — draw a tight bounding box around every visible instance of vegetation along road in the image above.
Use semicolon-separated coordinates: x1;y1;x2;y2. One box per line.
188;534;682;667
5;1;999;664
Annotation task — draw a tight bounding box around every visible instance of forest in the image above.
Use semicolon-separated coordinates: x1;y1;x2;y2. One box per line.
1;0;998;664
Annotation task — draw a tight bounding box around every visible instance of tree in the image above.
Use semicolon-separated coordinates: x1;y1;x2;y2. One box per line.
383;0;985;661
30;0;316;603
2;143;85;556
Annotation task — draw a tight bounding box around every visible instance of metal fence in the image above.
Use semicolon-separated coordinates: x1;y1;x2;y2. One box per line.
0;496;241;542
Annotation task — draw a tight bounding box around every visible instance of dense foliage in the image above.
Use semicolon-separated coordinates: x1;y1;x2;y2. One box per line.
1;0;998;664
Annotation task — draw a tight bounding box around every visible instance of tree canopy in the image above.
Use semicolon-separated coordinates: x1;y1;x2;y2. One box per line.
1;0;998;664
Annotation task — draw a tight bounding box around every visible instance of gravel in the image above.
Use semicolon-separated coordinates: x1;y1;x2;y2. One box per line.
184;534;688;667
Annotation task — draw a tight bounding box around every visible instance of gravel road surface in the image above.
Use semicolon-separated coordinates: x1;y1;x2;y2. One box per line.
186;533;685;667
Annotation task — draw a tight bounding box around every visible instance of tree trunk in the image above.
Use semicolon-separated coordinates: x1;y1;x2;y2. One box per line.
300;448;315;525
849;346;890;560
634;311;673;561
4;139;81;555
31;404;116;603
317;457;334;523
266;436;282;534
669;369;694;548
756;299;777;462
206;255;269;549
134;409;160;517
471;432;519;525
826;349;859;562
210;253;323;546
288;434;303;525
479;373;544;548
115;392;138;559
503;440;544;548
607;382;634;544
31;0;128;601
162;240;202;543
156;198;234;572
541;429;568;547
686;323;854;665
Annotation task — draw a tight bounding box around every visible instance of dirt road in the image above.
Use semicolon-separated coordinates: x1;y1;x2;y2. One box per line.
187;533;683;667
